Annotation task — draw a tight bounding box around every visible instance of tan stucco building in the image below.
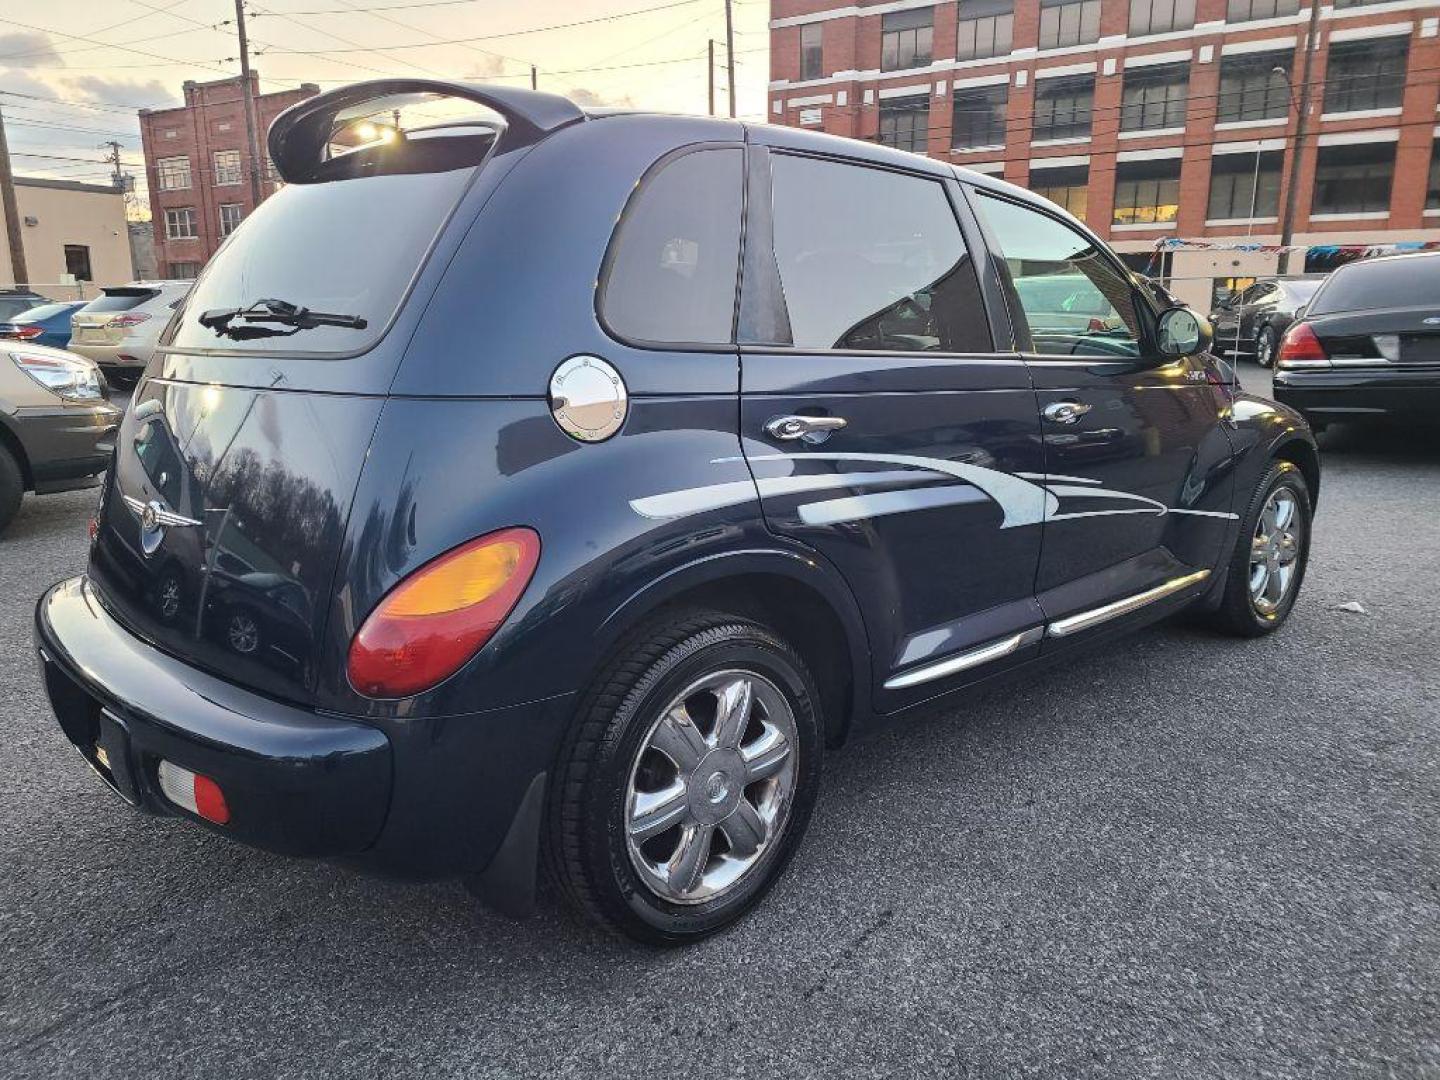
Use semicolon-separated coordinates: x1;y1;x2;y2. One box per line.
0;177;134;298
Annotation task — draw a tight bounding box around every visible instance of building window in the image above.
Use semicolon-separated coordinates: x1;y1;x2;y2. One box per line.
1427;141;1440;210
881;9;933;71
1216;52;1292;124
1207;150;1283;219
219;203;244;237
1113;158;1181;225
956;0;1013;61
1129;0;1194;36
213;149;243;186
1120;63;1189;131
952;84;1008;149
63;244;92;282
165;207;198;240
878;99;930;154
157;156;191;191
168;261;200;280
1323;38;1408;114
1029;163;1089;220
1033;75;1094;141
800;24;823;80
1312;143;1394;215
1038;0;1101;50
1226;0;1298;21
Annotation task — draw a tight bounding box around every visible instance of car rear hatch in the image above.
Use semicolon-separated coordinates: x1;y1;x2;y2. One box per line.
86;80;584;707
71;287;159;347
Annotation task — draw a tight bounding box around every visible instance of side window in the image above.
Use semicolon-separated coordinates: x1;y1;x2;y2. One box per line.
601;148;743;345
769;154;990;353
973;193;1143;359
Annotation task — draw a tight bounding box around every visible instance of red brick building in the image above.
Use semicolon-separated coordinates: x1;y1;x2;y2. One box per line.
139;75;319;280
769;0;1440;307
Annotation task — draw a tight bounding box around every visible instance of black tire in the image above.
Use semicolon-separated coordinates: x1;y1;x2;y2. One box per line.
0;444;23;536
547;608;822;945
1256;326;1278;368
1206;459;1311;637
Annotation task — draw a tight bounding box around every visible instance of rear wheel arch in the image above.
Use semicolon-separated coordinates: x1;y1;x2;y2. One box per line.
595;552;870;747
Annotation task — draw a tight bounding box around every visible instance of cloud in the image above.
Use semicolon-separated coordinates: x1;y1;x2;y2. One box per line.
567;87;635;110
63;76;177;110
0;31;64;70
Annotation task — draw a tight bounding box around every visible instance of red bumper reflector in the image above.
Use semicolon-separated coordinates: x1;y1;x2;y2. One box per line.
156;760;231;825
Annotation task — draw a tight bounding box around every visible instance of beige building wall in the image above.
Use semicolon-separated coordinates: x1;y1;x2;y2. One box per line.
0;178;134;297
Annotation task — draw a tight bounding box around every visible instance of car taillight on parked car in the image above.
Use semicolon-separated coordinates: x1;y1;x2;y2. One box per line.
4;325;43;339
106;312;151;330
347;527;541;698
1276;324;1331;370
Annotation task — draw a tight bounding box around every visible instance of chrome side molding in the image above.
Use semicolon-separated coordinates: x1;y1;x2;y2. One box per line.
882;569;1212;690
884;627;1043;690
1046;569;1211;638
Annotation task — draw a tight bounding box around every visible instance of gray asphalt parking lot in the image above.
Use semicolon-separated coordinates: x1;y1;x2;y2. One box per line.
2;370;1437;1078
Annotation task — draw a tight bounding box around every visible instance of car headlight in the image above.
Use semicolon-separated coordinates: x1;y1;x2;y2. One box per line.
10;351;103;400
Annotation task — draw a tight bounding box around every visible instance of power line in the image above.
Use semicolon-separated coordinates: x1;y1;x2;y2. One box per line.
0;13;235;77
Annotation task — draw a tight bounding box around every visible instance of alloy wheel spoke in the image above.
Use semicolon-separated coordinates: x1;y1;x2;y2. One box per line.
713;677;754;750
1250;535;1270;563
650;708;708;772
666;822;714;895
629;781;689;841
741;724;791;784
1264;560;1285;603
719;798;766;858
1273;495;1295;531
1276;535;1300;565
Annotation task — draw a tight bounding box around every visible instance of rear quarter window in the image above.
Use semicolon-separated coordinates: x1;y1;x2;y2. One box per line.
600;147;744;346
1309;257;1440;315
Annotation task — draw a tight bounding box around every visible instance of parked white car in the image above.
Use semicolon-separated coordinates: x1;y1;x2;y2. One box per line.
67;281;192;388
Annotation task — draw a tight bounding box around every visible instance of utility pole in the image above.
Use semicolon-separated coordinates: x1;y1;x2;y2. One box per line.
0;107;28;288
724;0;736;118
530;64;538;90
102;140;125;188
233;0;265;207
708;40;716;116
1277;7;1320;276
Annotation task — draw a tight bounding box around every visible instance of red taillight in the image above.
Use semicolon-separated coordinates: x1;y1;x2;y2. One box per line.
347;527;541;698
106;312;151;329
1277;323;1331;369
8;325;43;339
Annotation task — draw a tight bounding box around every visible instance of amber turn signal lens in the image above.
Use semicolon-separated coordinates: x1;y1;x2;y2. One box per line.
347;527;541;699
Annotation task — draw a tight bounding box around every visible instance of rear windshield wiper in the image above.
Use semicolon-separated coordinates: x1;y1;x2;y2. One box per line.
198;298;368;341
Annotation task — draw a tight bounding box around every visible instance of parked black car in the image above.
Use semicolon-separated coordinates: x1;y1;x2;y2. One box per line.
34;81;1320;945
1210;276;1326;367
1273;251;1440;431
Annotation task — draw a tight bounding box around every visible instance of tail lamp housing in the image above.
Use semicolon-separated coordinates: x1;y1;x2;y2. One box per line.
5;325;43;340
1276;324;1331;370
347;527;541;699
157;760;230;824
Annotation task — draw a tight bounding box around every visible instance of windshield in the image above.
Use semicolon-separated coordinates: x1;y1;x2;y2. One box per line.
1285;280;1322;303
168;167;474;354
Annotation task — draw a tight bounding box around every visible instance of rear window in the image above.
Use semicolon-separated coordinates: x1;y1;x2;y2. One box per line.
82;290;157;314
17;302;79;323
169;91;495;355
1309;257;1440;315
0;296;40;320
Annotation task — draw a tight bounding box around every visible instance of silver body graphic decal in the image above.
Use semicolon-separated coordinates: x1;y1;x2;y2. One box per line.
629;453;1239;525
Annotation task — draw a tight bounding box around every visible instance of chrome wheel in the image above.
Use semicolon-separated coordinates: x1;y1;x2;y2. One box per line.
1249;488;1303;616
1256;330;1274;368
625;669;797;905
227;612;260;654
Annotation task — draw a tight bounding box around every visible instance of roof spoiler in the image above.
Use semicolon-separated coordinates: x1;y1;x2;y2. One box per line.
268;79;587;184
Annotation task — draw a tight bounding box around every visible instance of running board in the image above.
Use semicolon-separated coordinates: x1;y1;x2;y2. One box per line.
882;569;1211;690
1046;569;1211;638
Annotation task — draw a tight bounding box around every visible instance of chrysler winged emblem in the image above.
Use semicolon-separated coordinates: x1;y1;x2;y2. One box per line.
122;494;202;555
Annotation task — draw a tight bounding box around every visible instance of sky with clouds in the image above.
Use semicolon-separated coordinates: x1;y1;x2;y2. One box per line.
0;0;771;216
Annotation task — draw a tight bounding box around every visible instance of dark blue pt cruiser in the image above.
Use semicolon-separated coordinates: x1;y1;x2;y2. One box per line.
34;81;1319;944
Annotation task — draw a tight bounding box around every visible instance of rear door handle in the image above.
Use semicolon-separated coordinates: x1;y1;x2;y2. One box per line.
1042;401;1092;425
764;415;848;442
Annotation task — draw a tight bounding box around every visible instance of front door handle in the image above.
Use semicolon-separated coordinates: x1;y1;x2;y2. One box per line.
1042;401;1092;425
764;414;848;442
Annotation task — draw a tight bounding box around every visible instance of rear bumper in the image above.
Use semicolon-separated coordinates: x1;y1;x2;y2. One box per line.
68;342;146;368
1273;369;1440;422
35;576;393;858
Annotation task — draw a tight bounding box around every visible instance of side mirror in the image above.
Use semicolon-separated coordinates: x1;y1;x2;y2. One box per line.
1158;307;1212;359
